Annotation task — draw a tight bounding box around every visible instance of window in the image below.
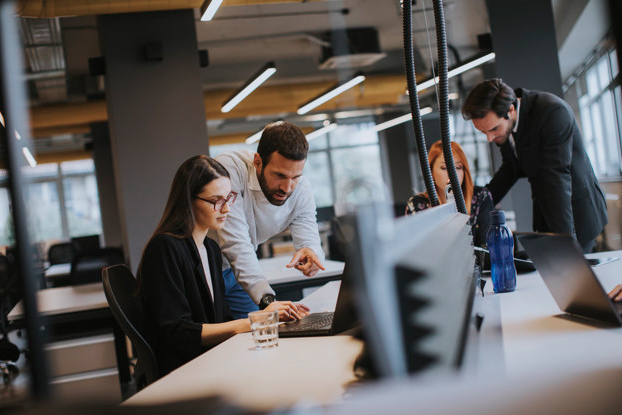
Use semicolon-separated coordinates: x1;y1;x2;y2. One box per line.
570;45;622;178
450;111;494;186
305;122;383;208
0;159;103;246
208;122;384;209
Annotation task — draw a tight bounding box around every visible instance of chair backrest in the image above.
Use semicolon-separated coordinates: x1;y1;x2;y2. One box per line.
102;264;159;391
71;234;101;255
48;242;75;265
70;247;125;285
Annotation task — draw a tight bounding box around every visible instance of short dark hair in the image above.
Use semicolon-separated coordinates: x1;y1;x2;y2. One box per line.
462;78;517;120
256;121;308;166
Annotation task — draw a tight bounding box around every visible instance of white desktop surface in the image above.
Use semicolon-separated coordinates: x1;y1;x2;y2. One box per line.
45;263;71;278
124;281;362;410
490;250;622;377
318;251;622;415
8;282;107;320
260;256;344;284
126;250;622;413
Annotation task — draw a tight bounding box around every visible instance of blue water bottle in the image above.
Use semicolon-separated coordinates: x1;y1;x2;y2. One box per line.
486;210;516;293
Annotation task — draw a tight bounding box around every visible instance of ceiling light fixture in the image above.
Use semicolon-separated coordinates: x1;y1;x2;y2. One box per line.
297;73;366;115
221;62;277;113
374;107;433;132
200;0;224;21
245;129;264;145
22;147;37;167
306;123;338;141
416;52;496;92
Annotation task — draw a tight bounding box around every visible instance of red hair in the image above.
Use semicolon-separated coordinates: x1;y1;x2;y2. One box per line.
427;141;474;214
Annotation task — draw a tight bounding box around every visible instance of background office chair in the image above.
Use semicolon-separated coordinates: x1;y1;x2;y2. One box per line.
47;242;75;266
0;255;21;385
70;234;101;256
70;247;125;285
102;265;159;392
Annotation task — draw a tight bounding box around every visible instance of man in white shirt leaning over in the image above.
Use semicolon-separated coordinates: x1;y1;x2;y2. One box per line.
209;121;325;319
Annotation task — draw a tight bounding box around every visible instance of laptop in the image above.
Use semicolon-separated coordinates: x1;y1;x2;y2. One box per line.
516;232;622;326
279;264;358;337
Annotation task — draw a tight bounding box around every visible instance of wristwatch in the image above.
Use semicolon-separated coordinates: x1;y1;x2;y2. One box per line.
259;294;276;310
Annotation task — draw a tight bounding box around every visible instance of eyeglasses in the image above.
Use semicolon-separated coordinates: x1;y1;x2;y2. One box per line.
196;191;238;211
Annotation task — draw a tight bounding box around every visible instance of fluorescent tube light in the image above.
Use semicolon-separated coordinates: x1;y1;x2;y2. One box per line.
416;52;495;92
22;147;37;167
297;73;366;115
374;107;433;132
200;0;223;21
245;129;264;144
221;62;277;113
306;123;337;141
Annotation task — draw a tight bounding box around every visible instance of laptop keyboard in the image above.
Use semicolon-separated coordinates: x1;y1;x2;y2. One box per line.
287;313;334;331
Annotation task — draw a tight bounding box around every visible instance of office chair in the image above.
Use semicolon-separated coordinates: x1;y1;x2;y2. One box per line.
102;265;159;392
47;242;75;265
70;247;125;285
70;234;101;256
0;255;21;385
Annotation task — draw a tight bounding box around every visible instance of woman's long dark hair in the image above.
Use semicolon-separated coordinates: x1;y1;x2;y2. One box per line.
137;155;229;289
152;155;229;239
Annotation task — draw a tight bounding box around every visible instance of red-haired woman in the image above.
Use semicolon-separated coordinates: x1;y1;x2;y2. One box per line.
406;140;494;247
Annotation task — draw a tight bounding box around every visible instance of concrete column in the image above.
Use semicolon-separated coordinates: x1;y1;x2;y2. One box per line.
90;122;123;248
485;0;564;232
99;10;208;271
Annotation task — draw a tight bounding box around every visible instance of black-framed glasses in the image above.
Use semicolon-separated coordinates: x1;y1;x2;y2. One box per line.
196;191;238;211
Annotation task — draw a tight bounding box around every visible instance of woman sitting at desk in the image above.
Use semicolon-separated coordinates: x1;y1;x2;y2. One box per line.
405;141;494;247
138;155;308;376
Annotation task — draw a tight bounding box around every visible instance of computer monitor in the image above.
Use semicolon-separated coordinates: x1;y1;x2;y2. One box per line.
339;202;477;378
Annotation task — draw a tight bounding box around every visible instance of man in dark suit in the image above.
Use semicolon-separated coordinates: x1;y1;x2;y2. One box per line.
462;78;608;253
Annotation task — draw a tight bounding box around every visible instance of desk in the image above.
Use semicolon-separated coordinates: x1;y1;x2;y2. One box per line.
319;250;622;415
124;281;364;410
261;256;345;301
8;283;129;399
44;263;71;287
127;251;622;414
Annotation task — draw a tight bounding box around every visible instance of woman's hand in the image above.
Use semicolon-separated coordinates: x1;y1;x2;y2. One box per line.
608;284;622;302
265;301;311;321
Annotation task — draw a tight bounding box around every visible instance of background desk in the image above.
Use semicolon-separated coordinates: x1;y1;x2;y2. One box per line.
43;257;345;298
124;281;363;410
262;256;345;300
8;283;127;400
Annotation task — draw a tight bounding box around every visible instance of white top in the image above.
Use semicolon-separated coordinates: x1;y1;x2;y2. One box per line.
197;243;214;302
209;150;325;303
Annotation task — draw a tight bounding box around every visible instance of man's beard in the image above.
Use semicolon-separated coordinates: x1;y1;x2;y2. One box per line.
494;121;515;147
258;169;292;206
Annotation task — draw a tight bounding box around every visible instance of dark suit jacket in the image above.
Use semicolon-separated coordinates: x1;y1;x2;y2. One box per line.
487;88;608;246
140;234;231;376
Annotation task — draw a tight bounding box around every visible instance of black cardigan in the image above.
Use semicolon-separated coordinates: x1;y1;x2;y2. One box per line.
140;233;231;376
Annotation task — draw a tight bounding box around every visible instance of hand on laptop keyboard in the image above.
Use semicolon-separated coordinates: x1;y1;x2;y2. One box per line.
608;284;622;302
265;301;310;321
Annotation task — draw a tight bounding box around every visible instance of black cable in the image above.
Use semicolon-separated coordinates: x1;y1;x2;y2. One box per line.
402;0;439;206
432;0;467;214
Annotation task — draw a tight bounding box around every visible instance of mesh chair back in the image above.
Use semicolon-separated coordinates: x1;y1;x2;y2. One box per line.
70;247;125;285
102;265;159;391
48;242;74;265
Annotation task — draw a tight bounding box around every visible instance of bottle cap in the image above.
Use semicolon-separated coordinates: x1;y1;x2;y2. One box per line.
489;209;506;225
